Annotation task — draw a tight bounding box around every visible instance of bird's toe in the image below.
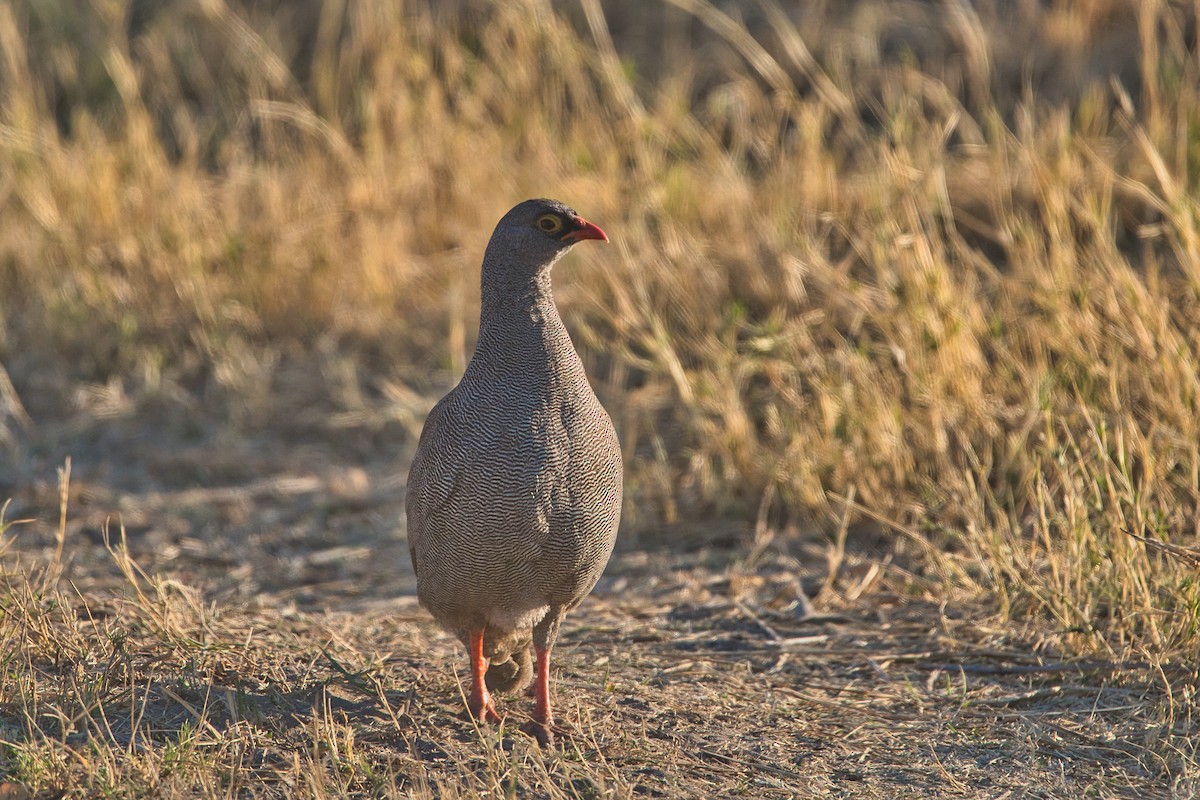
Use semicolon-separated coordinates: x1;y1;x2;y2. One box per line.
466;693;502;724
519;717;572;748
519;718;554;747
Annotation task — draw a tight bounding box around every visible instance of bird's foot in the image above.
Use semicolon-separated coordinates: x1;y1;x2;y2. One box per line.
466;689;502;724
520;716;571;747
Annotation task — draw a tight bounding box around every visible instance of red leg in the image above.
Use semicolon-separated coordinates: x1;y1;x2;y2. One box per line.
520;647;555;746
466;630;501;723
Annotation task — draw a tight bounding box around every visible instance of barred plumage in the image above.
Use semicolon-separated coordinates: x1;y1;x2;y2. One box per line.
405;199;622;745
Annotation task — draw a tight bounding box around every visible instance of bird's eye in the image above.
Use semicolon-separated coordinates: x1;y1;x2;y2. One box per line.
536;214;563;234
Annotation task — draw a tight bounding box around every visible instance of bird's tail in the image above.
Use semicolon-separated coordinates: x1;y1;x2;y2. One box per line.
485;645;533;694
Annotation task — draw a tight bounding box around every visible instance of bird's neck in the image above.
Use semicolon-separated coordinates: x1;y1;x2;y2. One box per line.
473;269;580;377
478;237;567;321
479;269;555;323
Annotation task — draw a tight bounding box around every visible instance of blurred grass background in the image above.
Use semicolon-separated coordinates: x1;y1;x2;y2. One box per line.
1;0;1199;664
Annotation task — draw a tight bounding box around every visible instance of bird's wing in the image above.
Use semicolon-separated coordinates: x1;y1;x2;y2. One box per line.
404;392;464;559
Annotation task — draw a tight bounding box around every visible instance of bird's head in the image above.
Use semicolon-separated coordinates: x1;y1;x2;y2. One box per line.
486;198;608;277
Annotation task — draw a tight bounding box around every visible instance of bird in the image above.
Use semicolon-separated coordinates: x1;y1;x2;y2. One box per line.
405;198;623;746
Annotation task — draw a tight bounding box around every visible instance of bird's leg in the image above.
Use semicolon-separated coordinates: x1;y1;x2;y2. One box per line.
467;630;501;723
520;646;555;746
521;613;563;746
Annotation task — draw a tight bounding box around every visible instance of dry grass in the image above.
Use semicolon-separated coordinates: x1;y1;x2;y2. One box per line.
2;493;1194;798
2;0;1199;796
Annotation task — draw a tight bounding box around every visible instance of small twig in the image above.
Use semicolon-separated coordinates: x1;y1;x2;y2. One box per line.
777;686;920;722
854;648;1075;665
914;660;1151;676
980;686;1065;706
773;634;831;648
826;491;954;576
1026;714;1153;760
1121;528;1200;568
821;484;855;598
321;648;376;692
695;745;807;781
732;599;782;642
35;459;71;594
0;499;34;560
161;685;223;739
0;359;34;432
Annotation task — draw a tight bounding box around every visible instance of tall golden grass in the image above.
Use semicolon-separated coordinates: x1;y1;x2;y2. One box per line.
2;0;1199;664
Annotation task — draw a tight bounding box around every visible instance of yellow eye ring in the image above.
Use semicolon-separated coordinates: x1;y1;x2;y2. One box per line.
536;214;564;234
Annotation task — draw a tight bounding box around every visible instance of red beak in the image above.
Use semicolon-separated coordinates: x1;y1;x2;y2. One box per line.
561;216;609;244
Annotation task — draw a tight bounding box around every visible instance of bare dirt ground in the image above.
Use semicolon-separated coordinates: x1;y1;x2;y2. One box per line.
1;412;1184;799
